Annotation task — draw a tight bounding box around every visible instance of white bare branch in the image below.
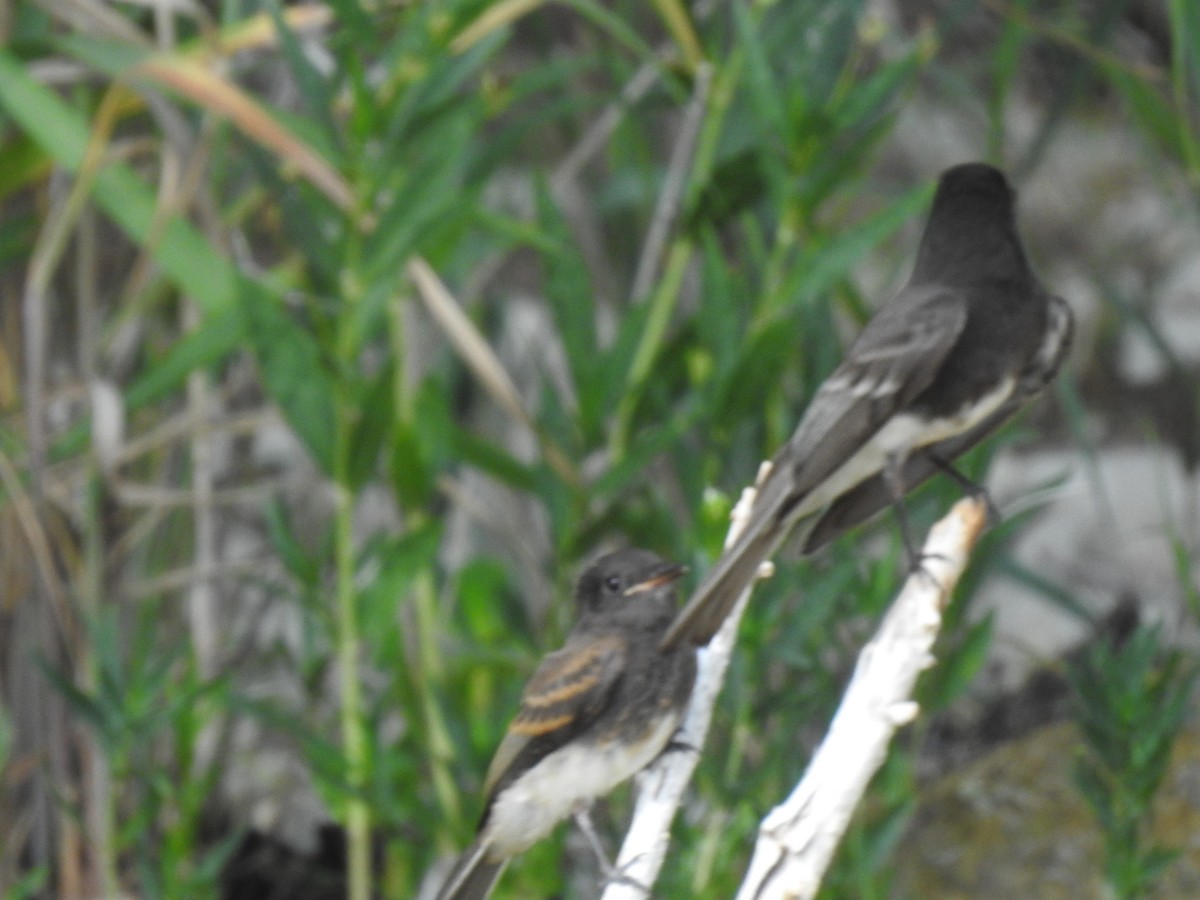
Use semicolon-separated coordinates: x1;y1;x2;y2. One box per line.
736;496;988;900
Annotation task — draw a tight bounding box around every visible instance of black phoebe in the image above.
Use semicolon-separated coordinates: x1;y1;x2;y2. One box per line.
662;162;1073;648
437;549;697;900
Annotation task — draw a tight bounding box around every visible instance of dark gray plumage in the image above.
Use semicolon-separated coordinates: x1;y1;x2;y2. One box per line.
663;163;1073;649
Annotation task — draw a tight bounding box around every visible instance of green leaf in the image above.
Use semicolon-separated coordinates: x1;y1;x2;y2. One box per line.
450;427;539;493
35;657;112;745
831;50;919;133
360;523;443;633
266;1;340;147
238;294;337;473
0;132;51;199
347;367;395;490
712;322;797;430
733;2;789;139
4;865;48;900
1140;845;1182;883
598;298;656;420
795;1;860;101
362;110;478;283
124;306;244;409
390;421;434;508
0;208;35;271
264;501;321;586
560;0;660;64
536;180;599;432
231;696;350;791
776;183;932;319
686;148;769;233
594;395;702;498
1101;63;1187;163
0;49;253;317
457;558;520;643
53;33;148;75
400;373;458;484
920;615;994;709
0;47;265;453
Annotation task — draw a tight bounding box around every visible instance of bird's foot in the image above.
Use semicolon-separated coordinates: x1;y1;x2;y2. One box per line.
600;863;651;896
572;810;651;895
929;455;1001;526
661;735;698;757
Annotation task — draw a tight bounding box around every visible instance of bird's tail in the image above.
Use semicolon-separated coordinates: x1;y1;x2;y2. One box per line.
436;839;507;900
660;512;788;649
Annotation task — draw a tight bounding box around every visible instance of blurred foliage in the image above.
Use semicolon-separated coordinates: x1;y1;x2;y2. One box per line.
0;0;1196;898
1070;625;1198;899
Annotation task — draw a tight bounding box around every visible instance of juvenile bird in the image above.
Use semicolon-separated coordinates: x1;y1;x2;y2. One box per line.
438;549;696;900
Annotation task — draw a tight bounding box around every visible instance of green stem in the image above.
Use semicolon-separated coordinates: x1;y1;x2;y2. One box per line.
333;416;371;900
650;0;704;72
411;566;462;824
610;236;693;455
688;42;741;204
604;39;737;457
336;217;371;900
388;294;461;833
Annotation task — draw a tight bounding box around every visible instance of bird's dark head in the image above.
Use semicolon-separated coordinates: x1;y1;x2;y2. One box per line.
576;549;686;627
934;162;1014;205
912;161;1029;284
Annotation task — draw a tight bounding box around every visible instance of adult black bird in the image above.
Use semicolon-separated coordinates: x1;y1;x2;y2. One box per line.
662;162;1073;649
437;549;696;900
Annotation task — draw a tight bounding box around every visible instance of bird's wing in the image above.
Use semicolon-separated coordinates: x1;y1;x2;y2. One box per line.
772;284;969;508
661;286;967;649
483;632;627;797
801;291;1073;553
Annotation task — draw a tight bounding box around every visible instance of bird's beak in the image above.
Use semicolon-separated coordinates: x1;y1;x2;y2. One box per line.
624;563;687;596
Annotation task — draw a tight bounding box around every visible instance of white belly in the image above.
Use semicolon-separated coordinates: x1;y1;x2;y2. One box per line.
798;375;1015;516
483;711;681;858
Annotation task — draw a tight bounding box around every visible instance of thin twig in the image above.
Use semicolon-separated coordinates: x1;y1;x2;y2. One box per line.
982;0;1166;83
435;473;547;587
550;50;674;193
110;476;290;508
185;269;220;679
0;448;69;624
407;257;581;488
127;560;276;600
115;406;273;465
627;62;711;303
75;195;126;898
20;164;74;875
548;44;677;317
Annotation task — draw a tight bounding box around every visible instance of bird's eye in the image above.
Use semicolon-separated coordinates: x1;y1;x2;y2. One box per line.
605;576;622;592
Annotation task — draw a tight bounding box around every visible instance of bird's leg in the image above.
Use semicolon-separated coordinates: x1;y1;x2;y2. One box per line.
573;808;612;870
928;453;1001;525
883;452;922;571
572;809;648;893
884;453;945;579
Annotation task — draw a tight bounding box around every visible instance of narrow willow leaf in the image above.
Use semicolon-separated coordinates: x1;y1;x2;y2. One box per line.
238;294;338;473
